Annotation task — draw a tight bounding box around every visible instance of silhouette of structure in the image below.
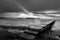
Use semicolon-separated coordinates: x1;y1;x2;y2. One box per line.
24;20;55;40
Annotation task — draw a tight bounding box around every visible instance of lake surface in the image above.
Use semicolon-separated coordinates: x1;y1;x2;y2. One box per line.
0;18;59;30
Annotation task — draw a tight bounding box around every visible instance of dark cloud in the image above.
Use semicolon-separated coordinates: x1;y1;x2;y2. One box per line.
0;0;60;13
27;0;60;11
0;0;24;13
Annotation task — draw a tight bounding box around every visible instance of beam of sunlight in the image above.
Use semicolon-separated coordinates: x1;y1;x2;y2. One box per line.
15;0;31;15
15;0;36;18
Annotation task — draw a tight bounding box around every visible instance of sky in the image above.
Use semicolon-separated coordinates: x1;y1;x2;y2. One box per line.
0;0;60;13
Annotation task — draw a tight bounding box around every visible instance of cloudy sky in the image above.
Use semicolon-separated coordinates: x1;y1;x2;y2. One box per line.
0;0;60;13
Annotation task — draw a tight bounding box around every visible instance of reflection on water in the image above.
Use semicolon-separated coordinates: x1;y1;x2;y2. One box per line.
0;18;60;30
0;18;52;26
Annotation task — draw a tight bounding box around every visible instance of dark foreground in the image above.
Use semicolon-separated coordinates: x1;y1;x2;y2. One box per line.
0;18;60;40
